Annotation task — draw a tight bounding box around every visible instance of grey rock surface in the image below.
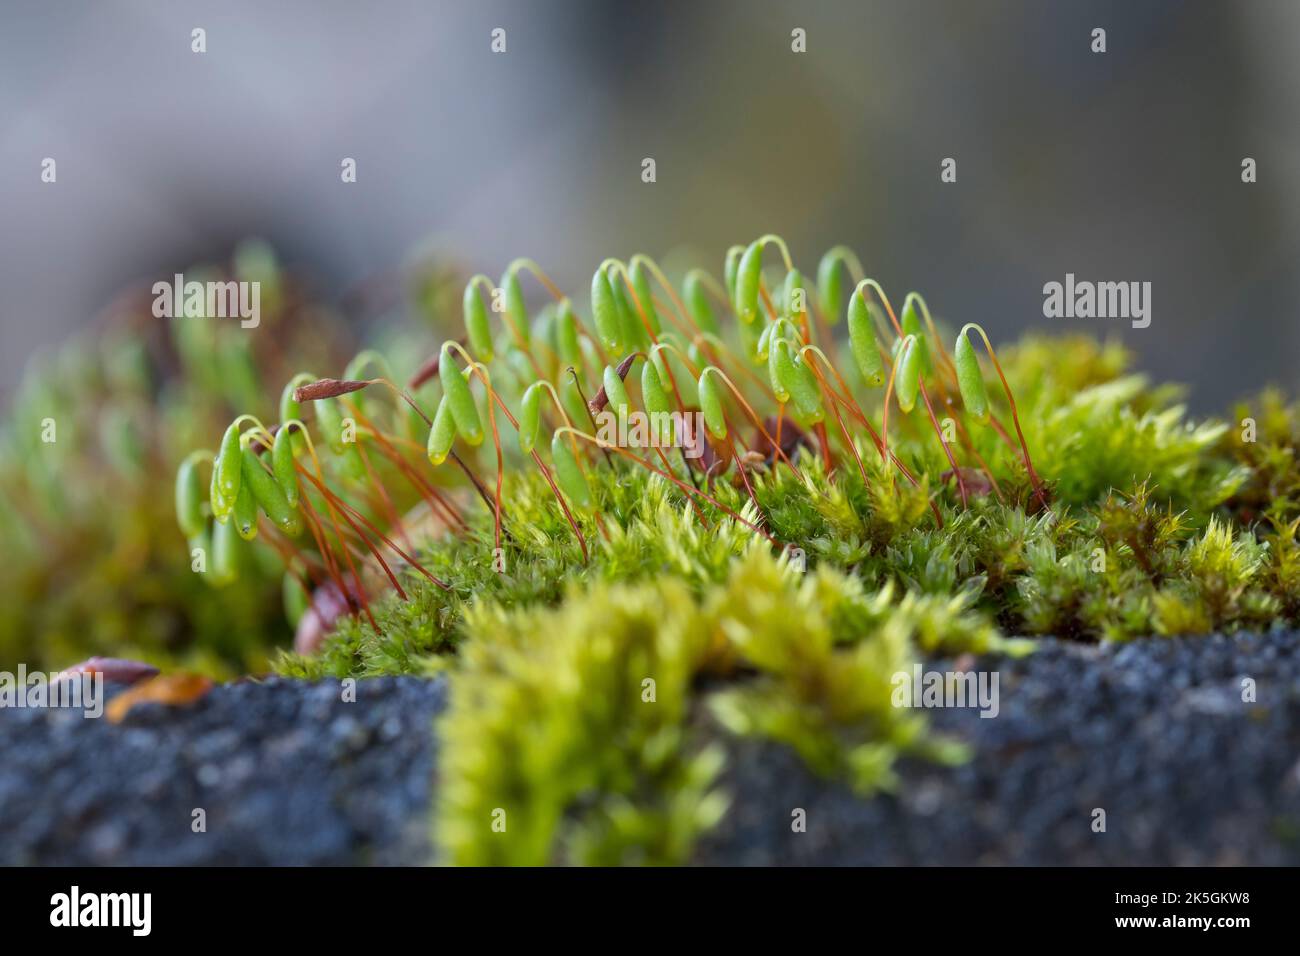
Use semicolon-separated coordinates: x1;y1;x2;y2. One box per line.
0;676;445;865
697;633;1300;865
2;633;1298;865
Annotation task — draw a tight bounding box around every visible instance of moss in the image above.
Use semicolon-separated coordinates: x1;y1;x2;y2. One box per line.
160;238;1300;864
436;547;996;864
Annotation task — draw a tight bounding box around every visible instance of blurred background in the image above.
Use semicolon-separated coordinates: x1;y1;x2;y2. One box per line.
1;0;1298;411
2;0;1299;673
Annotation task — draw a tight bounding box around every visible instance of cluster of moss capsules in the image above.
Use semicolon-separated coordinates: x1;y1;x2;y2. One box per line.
176;236;1058;646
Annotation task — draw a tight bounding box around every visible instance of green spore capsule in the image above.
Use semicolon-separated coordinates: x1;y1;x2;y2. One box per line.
464;281;493;361
817;249;845;324
519;382;543;455
591;266;621;353
783;268;806;317
769;337;795;404
232;478;259;541
612;273;646;350
272;427;299;507
242;446;301;537
500;269;530;345
786;351;825;424
280;373;312;451
756;322;773;363
603;364;631;416
723;245;744;302
315;397;348;454
630;260;661;335
734;239;765;324
210;454;232;522
427;395;457;466
439;343;484;446
641;358;670;418
551;432;590;507
955;327;990;422
210;514;239;587
901;298;932;377
175;457;204;539
698;369;727;440
683;271;718;334
895;335;923;414
217;422;242;500
555;299;582;367
848;291;884;386
279;381;301;430
641;359;672;443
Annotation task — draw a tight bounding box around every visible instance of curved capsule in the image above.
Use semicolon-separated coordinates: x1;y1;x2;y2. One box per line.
955;327;990;422
733;239;765;324
518;382;543;455
210;450;233;521
551;432;591;507
895;335;923;414
901;299;932;377
786;351;825;424
755;322;773;363
464;281;493;361
280;373;313;451
612;274;646;350
242;446;301;537
590;266;622;353
769;337;794;404
698;368;727;440
641;359;673;443
438;344;484;446
848;291;884;386
210;514;239;587
723;246;744;303
272;427;299;507
555;300;582;366
641;359;670;418
500;270;530;345
630;260;661;335
175;457;205;538
427;394;457;465
817;249;845;324
603;364;631;415
232;479;259;541
783;268;806;317
279;381;302;430
217;422;243;499
315;397;348;454
682;271;718;334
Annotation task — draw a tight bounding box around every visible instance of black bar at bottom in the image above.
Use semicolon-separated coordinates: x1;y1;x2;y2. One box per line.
0;865;1280;940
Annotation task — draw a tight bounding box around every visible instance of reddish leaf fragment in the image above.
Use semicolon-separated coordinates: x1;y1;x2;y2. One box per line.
753;416;814;466
941;467;995;499
293;378;370;403
294;577;363;656
54;657;159;686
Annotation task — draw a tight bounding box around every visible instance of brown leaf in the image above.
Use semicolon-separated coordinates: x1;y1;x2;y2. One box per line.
293;378;370;403
105;674;214;724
